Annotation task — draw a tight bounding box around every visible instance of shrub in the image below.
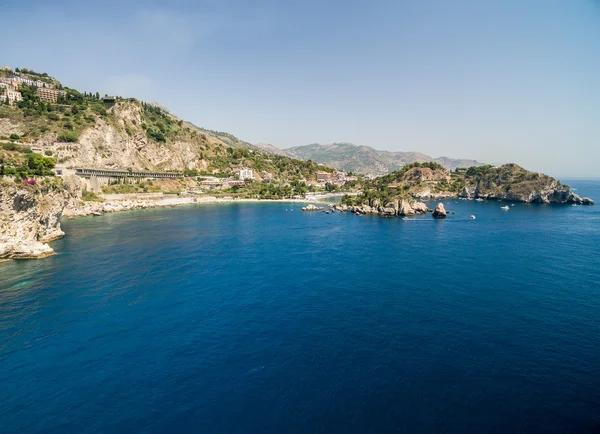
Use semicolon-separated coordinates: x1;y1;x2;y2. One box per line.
82;190;103;202
9;133;19;140
146;127;165;143
2;142;18;151
48;113;60;121
91;104;106;116
57;131;78;143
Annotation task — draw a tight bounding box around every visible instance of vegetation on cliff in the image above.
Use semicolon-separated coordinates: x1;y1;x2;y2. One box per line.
0;141;55;177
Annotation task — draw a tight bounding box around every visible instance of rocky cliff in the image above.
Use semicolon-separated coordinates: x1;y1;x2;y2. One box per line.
0;176;81;261
456;164;594;204
1;96;333;181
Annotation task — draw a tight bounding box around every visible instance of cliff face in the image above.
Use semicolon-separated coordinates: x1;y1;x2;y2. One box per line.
1;100;335;181
458;182;593;204
2;102;215;172
0;176;81;260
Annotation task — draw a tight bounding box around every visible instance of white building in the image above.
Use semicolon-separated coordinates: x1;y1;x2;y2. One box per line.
8;76;49;89
236;168;253;180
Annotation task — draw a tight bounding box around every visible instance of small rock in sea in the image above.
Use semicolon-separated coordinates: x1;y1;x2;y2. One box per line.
302;204;322;212
432;203;447;219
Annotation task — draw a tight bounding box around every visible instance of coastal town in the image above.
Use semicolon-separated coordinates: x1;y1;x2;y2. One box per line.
0;67;66;105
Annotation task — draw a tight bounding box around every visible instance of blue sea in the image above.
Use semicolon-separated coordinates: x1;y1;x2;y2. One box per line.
1;180;600;433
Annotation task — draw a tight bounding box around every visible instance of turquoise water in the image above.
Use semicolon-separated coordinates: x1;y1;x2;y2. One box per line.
1;181;599;433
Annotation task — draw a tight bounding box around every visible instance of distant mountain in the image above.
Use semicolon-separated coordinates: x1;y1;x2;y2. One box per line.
255;142;483;176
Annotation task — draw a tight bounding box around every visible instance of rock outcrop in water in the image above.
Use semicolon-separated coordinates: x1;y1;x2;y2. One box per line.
0;176;82;261
432;203;447;219
302;204;324;212
333;198;429;217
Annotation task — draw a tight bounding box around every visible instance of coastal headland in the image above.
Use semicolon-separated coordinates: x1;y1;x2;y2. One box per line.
0;68;594;261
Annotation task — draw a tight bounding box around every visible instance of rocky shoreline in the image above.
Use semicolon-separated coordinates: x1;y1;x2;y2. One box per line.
331;199;429;217
0;171;595;262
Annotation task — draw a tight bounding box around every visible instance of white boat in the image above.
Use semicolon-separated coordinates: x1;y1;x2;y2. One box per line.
475;198;484;202
501;205;510;210
470;215;476;219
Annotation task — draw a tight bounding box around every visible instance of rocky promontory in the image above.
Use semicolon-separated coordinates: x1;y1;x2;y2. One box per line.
350;162;594;208
0;176;81;261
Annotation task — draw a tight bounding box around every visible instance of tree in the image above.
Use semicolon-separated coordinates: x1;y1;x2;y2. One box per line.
26;153;55;175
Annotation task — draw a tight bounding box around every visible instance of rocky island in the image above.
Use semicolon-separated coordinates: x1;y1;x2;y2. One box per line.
338;162;593;219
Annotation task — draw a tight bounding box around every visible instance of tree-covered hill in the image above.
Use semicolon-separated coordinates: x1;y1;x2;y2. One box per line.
343;162;594;206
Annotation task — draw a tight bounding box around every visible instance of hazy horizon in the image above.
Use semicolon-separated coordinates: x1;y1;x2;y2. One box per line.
2;0;599;178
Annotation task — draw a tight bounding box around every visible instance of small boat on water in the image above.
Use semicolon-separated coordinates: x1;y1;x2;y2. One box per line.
475;198;484;202
470;215;476;219
501;205;510;210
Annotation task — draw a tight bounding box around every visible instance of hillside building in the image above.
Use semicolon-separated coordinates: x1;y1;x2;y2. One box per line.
37;88;66;103
0;89;23;105
235;168;253;180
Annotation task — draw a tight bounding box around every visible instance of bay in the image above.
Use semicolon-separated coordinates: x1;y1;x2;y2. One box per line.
1;181;599;433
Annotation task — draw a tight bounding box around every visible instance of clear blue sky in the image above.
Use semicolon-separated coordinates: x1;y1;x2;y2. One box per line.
2;0;599;177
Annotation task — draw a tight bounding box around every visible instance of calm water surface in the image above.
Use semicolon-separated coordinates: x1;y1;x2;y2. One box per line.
1;180;600;433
